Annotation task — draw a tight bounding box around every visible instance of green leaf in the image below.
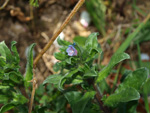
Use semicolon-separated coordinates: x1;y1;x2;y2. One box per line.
57;36;71;46
0;85;9;89
59;68;79;90
104;68;148;108
8;71;23;84
96;53;130;83
0;95;9;103
142;78;150;113
84;33;102;62
85;33;99;50
0;56;6;67
117;67;148;92
36;84;45;96
83;66;97;78
0;41;12;62
109;53;130;66
11;41;20;65
3;73;9;80
54;52;66;61
56;95;67;112
143;78;150;95
104;87;140;107
24;43;36;88
117;101;138;113
85;48;102;62
98;79;110;94
0;103;15;113
65;57;74;64
15;105;28;113
64;91;96;113
53;62;61;72
12;94;28;105
43;74;62;85
72;78;83;85
73;36;87;47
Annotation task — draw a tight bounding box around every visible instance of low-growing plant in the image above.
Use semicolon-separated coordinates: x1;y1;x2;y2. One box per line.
0;41;67;113
0;41;32;112
43;33;150;113
0;33;149;113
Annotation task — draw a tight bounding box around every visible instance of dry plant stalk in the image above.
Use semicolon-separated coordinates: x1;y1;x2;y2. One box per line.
0;0;9;10
28;79;37;113
28;70;37;113
33;0;85;68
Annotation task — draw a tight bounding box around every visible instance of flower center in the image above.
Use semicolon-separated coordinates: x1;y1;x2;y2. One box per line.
69;49;74;54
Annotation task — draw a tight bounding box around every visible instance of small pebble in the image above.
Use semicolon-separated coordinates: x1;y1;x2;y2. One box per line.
53;32;65;48
80;11;91;28
141;53;150;60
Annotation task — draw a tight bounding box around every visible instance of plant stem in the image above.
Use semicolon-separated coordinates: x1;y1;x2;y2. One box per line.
0;0;9;10
93;84;110;113
33;0;85;68
137;43;142;67
28;70;37;113
111;63;122;93
30;5;35;30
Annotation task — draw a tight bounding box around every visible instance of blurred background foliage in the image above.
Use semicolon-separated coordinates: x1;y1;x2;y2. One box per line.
85;0;106;36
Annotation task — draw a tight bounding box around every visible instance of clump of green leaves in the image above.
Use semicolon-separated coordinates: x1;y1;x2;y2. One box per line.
44;33;149;113
0;41;68;113
0;41;35;113
0;32;149;113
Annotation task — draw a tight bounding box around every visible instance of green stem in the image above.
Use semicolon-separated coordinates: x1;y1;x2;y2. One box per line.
137;43;142;67
111;63;122;93
93;84;110;113
144;94;150;113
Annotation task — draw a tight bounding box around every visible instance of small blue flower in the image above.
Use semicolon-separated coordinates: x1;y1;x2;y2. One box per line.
66;45;77;56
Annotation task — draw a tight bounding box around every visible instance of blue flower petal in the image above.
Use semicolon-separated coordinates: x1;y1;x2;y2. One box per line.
66;45;77;56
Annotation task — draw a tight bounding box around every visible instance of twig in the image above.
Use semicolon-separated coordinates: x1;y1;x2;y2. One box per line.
0;0;9;10
93;84;110;113
33;0;85;68
30;5;35;29
28;70;37;113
